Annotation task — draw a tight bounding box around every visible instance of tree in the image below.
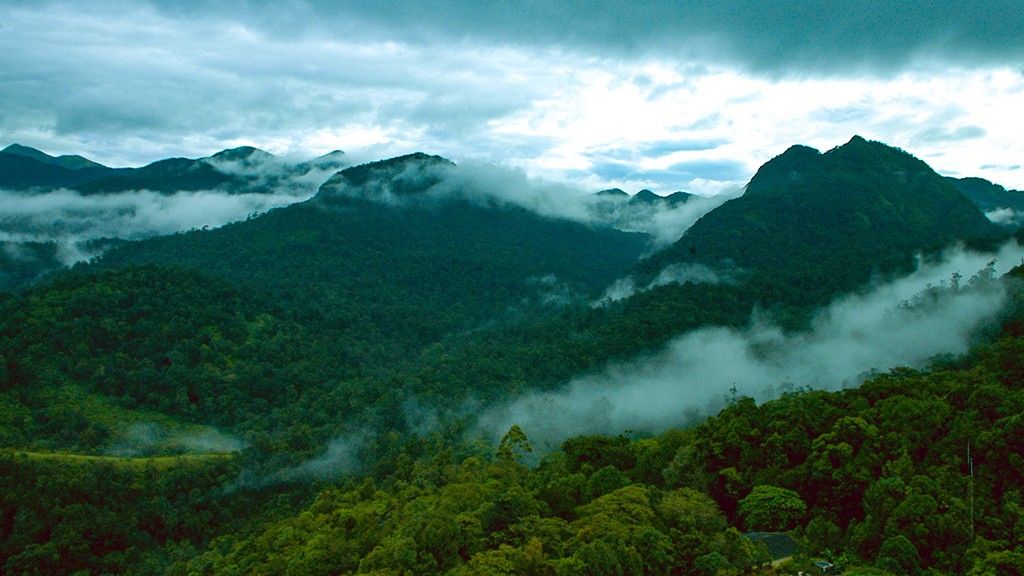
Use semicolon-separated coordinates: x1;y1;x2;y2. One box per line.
497;425;532;465
877;534;920;575
739;485;807;531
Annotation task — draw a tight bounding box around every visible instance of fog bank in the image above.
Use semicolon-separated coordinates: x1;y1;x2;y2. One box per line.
479;242;1024;450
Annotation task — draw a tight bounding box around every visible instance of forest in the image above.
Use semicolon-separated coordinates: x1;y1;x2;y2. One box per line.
3;137;1024;574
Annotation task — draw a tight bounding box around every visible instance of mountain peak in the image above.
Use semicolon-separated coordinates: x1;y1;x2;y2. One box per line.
664;191;694;206
298;150;347;172
641;137;1001;302
628;189;662;205
318;152;454;198
207;146;275;163
3;143;50;160
337;153;453;186
595;188;629;198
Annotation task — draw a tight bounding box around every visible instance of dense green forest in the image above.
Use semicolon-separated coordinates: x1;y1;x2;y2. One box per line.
640;137;1006;311
4;139;1024;574
167;317;1024;575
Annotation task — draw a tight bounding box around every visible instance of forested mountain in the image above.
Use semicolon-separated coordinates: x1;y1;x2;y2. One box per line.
639;136;1004;309
628;189;693;207
0;145;115;190
0;144;345;193
166;286;1024;575
74;146;326;195
93;153;652;357
2;144;108;171
948;176;1024;228
4;138;1024;575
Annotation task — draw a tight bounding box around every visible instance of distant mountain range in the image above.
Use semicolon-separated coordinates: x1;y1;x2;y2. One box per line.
596;187;694;207
0;143;346;193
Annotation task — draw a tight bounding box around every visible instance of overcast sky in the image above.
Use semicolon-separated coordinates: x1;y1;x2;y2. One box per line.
2;1;1023;192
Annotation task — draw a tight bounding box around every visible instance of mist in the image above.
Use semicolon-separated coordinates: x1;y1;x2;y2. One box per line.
478;242;1024;451
0;187;315;265
985;207;1024;227
333;159;741;245
104;421;246;457
607;190;743;245
596;262;737;305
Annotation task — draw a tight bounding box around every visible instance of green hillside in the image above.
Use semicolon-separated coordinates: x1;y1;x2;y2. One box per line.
640;136;1004;309
94;154;652;357
167;287;1024;575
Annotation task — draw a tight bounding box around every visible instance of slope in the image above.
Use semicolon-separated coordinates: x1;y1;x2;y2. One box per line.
74;147;265;194
94;153;651;356
0;148;115;190
638;136;1004;308
2;143;108;170
947;176;1024;227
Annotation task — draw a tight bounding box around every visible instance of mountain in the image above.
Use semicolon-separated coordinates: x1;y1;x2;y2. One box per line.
320;152;453;198
589;188;696;232
0;146;116;190
1;143;342;194
295;149;347;173
74;146;280;194
94;152;651;358
5;139;1024;576
638;136;1004;307
627;188;693;207
947;176;1024;227
2;143;108;171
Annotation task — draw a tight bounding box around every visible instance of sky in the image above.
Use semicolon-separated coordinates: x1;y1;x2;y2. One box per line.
2;1;1024;193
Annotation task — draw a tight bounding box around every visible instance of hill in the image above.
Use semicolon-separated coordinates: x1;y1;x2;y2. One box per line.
947;176;1024;228
0;143;344;194
94;153;651;355
0;146;115;190
2;143;108;171
638;136;1004;309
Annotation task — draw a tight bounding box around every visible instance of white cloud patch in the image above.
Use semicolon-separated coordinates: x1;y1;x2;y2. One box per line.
596;262;737;305
478;242;1024;451
0;188;314;264
985;207;1024;227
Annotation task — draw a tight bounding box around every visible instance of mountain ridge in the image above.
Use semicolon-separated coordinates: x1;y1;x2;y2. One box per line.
636;135;1005;308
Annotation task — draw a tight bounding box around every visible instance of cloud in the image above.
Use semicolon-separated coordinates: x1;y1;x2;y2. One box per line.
613;190;743;245
2;1;1024;195
273;434;366;482
985;207;1024;227
326;159;736;245
143;1;1024;74
596;262;737;305
0;188;314;264
477;242;1024;451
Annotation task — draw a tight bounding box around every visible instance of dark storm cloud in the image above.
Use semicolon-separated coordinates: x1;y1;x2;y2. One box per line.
150;0;1024;74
